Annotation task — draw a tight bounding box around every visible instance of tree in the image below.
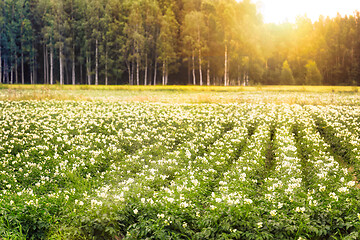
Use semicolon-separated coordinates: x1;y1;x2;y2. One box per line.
124;0;145;85
17;0;33;85
63;0;80;85
280;60;295;85
215;0;235;86
350;11;360;85
182;11;207;85
158;7;178;85
4;0;22;84
87;0;106;85
99;1;111;85
201;0;216;86
0;0;4;84
305;60;322;85
83;0;97;85
36;0;53;84
141;0;160;85
49;0;66;85
107;0;126;84
1;0;360;86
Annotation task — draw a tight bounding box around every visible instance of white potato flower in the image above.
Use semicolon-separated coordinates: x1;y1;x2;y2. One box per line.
270;210;277;216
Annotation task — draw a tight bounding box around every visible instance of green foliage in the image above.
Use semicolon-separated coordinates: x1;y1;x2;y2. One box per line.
158;7;179;84
0;216;27;240
1;100;360;239
1;1;360;85
280;60;295;85
305;60;322;85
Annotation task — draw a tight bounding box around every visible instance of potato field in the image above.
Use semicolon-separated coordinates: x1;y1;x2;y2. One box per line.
1;96;360;239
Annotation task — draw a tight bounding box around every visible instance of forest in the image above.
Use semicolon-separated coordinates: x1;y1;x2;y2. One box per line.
0;0;360;86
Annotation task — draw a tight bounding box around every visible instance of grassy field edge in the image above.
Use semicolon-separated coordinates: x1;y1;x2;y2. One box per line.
1;84;360;93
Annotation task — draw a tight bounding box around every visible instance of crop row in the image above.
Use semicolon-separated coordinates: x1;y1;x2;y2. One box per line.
305;105;360;177
0;101;360;239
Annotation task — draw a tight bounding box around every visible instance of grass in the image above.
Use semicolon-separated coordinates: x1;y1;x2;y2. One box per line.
1;84;360;105
1;84;360;92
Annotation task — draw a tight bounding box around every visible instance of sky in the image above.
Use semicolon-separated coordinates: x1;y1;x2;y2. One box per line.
255;0;359;24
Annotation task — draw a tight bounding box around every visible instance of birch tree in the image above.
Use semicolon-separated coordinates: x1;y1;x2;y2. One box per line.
216;0;235;86
50;0;66;85
158;7;178;85
124;0;144;85
183;11;206;85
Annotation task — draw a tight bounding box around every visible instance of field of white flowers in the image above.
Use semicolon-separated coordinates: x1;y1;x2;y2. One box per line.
1;100;360;239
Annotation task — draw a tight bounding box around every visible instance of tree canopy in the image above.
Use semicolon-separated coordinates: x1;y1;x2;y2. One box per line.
1;0;359;86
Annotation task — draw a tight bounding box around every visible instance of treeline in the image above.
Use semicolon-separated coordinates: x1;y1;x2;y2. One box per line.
0;0;360;86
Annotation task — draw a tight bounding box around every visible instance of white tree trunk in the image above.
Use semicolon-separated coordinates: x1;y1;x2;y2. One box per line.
136;56;140;85
46;46;48;84
72;45;75;85
153;58;157;85
33;45;36;84
224;43;228;86
144;54;148;86
198;27;202;86
165;62;168;85
50;45;54;85
15;55;18;84
192;50;196;85
127;62;131;85
105;49;108;85
199;48;202;86
30;48;34;84
207;60;210;86
237;64;240;86
10;67;13;84
166;63;168;85
162;61;165;85
60;45;64;85
187;57;191;84
44;45;47;84
87;55;91;85
131;61;134;85
21;43;24;84
95;39;98;85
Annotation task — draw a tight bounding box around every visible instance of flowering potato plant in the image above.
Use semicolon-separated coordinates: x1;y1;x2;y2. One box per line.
0;101;360;239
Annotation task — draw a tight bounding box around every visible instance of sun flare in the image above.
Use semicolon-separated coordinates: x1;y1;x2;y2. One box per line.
256;0;359;24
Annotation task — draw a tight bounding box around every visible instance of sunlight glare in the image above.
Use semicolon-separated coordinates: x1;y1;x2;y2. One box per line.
256;0;359;24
